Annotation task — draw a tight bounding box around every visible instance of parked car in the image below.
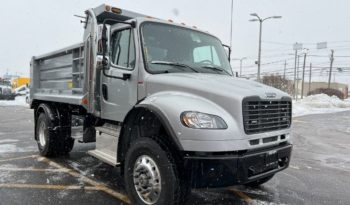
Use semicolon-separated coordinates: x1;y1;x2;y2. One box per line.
14;85;29;96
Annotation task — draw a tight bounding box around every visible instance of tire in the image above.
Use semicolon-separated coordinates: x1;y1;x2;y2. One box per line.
124;137;189;205
245;174;274;187
36;112;74;156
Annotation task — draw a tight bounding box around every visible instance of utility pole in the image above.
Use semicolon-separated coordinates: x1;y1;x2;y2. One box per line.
308;63;312;94
292;42;302;99
239;57;247;77
239;60;243;77
296;55;300;101
229;0;234;49
283;60;287;79
301;53;307;99
328;49;334;88
293;50;298;99
232;57;247;77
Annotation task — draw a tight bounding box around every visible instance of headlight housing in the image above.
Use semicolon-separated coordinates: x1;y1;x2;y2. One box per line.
181;112;227;129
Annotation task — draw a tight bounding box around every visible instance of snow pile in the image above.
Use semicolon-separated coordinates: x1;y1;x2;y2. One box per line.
293;94;350;117
0;96;28;107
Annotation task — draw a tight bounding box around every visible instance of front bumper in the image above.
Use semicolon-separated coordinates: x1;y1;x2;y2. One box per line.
0;94;16;100
184;143;292;188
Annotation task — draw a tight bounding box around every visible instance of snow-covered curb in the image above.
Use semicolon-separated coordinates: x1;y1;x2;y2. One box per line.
293;94;350;117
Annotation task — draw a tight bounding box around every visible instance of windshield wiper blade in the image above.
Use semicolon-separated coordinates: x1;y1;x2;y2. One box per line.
200;65;232;76
150;61;198;73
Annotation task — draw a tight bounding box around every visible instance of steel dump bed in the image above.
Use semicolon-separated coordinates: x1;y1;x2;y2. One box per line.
30;4;146;108
30;43;86;105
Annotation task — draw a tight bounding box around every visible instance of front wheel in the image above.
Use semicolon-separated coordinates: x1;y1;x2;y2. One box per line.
124;137;189;205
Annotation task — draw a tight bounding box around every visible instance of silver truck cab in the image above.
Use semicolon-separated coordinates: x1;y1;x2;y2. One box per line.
30;4;292;205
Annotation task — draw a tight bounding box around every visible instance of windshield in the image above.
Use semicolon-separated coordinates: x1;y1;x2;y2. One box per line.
141;22;232;75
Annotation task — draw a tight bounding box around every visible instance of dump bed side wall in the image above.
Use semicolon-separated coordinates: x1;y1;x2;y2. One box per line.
30;43;86;106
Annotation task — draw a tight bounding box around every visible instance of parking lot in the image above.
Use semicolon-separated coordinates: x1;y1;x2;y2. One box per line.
1;105;350;205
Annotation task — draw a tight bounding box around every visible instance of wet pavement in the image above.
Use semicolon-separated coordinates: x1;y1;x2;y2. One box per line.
0;106;350;205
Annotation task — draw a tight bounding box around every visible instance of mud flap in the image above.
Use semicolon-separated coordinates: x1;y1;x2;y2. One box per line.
80;115;96;143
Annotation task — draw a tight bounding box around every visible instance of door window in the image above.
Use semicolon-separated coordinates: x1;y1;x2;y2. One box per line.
110;29;135;69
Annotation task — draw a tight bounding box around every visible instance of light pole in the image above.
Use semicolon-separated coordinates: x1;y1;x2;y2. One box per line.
230;0;234;49
232;57;247;77
249;13;282;82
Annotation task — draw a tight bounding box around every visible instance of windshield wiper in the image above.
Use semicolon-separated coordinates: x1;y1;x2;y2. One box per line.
200;65;232;76
150;61;198;73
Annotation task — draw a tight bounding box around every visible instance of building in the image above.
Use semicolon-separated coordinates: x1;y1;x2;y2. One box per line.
296;81;348;99
12;77;30;89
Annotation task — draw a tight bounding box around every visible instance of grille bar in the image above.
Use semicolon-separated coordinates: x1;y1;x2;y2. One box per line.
243;97;292;134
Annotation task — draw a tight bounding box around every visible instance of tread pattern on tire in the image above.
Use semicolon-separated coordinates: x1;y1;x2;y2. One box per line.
36;109;74;157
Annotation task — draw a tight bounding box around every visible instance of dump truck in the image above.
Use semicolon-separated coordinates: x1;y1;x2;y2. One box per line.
0;79;16;100
30;4;292;205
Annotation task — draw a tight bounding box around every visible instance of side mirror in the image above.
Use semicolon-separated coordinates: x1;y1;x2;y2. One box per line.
97;24;110;71
97;24;109;56
222;44;231;62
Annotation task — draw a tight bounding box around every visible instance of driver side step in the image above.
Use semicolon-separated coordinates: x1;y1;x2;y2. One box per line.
87;124;121;166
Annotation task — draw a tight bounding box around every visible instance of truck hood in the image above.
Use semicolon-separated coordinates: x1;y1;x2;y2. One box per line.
144;73;288;101
143;73;291;142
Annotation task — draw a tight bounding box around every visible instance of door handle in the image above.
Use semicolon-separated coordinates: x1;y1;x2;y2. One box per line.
102;84;108;100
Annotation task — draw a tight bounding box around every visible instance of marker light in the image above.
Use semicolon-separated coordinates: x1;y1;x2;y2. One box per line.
111;7;122;14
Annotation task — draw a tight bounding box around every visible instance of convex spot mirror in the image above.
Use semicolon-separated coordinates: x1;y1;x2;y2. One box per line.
222;44;231;62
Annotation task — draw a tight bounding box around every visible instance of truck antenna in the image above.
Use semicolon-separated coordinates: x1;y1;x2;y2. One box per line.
74;14;87;25
74;15;86;19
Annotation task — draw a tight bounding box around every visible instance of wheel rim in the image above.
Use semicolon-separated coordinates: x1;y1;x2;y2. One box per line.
133;155;161;205
38;121;46;147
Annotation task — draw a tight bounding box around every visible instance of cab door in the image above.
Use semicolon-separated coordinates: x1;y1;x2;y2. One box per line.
100;25;138;122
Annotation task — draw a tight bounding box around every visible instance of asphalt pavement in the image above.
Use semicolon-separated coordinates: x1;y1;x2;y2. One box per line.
0;105;350;205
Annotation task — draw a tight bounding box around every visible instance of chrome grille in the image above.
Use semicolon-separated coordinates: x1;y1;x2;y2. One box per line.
243;97;292;134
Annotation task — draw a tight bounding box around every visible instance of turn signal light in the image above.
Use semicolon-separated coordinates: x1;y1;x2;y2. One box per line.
111;7;122;14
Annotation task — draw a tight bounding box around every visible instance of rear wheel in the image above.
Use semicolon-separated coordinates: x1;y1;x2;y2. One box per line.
36;112;74;156
124;137;189;205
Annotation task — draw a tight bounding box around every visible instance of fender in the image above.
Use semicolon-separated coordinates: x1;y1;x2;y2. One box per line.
34;103;58;140
137;91;243;150
35;103;71;138
35;103;58;124
135;103;184;151
118;103;185;163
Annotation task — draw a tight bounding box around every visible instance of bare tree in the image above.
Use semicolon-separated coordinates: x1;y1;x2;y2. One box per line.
262;74;293;94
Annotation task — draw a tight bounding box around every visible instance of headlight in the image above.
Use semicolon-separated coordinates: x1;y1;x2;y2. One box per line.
181;112;227;129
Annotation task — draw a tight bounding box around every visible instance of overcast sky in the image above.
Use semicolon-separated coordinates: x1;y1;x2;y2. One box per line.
0;0;349;86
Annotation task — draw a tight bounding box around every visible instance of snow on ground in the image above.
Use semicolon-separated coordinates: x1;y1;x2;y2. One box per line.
293;94;350;117
0;96;28;107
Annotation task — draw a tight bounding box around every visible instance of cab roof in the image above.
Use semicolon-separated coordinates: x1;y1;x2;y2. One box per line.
91;4;208;33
